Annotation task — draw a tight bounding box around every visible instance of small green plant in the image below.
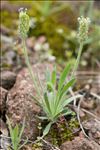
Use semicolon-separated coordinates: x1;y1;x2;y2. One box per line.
7;116;27;150
18;9;90;138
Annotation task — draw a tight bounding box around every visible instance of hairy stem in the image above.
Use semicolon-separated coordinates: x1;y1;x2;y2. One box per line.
22;40;42;99
71;42;84;78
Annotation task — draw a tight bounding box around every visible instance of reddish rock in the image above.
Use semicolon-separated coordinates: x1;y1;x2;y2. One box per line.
0;87;8;114
60;137;100;150
6;63;53;140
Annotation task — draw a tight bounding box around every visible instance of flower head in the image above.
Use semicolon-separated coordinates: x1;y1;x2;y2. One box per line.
77;16;91;43
18;8;29;39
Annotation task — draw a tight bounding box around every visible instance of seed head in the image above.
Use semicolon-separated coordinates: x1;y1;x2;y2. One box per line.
18;8;29;39
77;16;91;43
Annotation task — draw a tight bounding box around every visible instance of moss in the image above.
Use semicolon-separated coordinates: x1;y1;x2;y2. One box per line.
29;16;77;61
45;116;79;146
32;142;43;150
49;125;59;146
27;2;78;62
1;10;18;30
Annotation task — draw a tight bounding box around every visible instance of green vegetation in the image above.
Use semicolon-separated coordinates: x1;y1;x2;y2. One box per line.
18;9;90;138
7;117;27;150
49;117;79;146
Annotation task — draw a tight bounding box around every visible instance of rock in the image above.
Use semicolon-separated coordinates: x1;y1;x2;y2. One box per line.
1;34;13;44
0;71;16;90
5;51;16;66
83;119;100;145
60;137;100;150
81;100;95;110
0;87;8;115
6;63;53;140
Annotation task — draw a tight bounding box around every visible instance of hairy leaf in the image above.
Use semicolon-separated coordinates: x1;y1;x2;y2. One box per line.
51;66;56;85
58;63;71;91
43;122;52;137
59;78;75;100
44;92;51;113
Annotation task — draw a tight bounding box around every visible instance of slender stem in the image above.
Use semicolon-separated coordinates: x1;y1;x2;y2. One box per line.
22;40;42;100
71;42;84;78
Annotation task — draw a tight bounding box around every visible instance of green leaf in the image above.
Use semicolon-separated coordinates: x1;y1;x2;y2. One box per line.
13;125;19;149
30;94;42;106
47;82;54;92
45;68;51;82
6;116;14;143
51;66;56;85
61;108;72;116
37;116;48;120
7;116;18;150
43;122;52;137
59;78;75;100
47;92;55;115
63;94;82;107
6;116;25;150
44;92;51;113
53;107;63;119
58;63;71;91
18;118;25;146
56;78;75;111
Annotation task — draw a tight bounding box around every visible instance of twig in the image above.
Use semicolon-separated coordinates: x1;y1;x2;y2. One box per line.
90;92;100;100
69;88;77;107
82;108;100;121
95;118;100;124
77;95;89;138
76;71;99;75
42;139;60;150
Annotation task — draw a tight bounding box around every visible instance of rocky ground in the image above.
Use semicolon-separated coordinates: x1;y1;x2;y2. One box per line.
0;62;100;150
1;1;100;149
